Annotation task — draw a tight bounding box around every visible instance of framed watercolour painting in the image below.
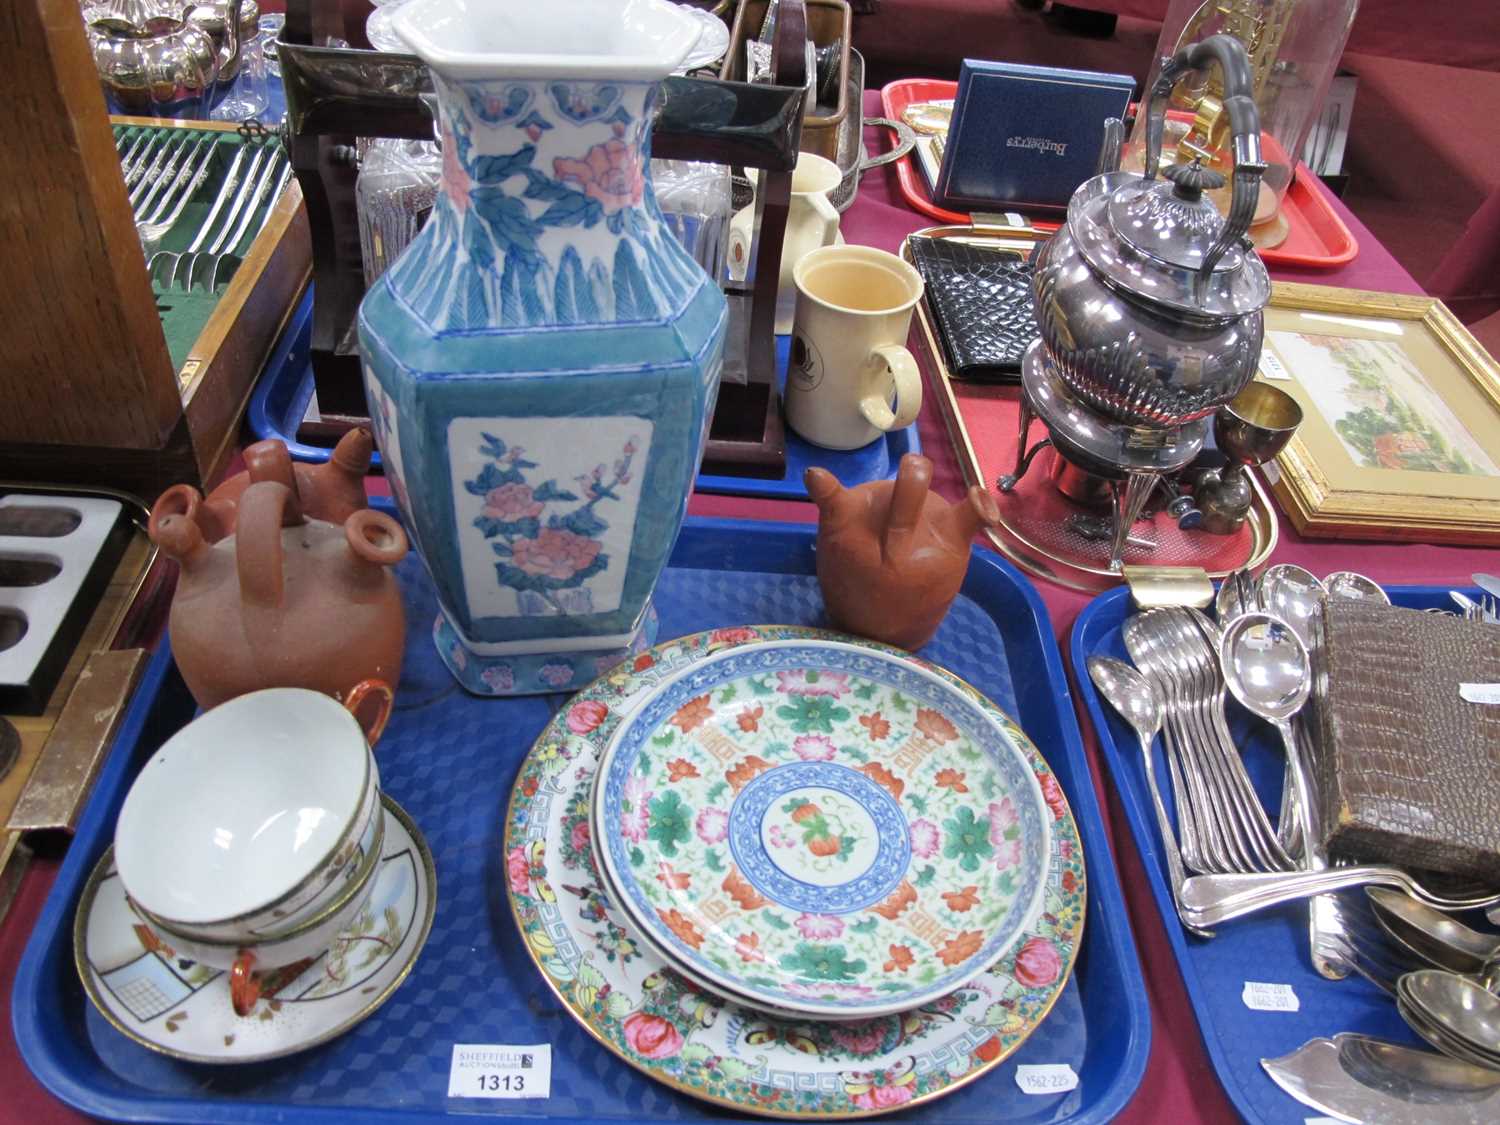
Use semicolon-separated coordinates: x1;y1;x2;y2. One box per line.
1254;283;1500;543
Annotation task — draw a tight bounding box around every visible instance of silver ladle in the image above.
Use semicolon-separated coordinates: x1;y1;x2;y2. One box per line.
1257;563;1325;649
1087;654;1210;937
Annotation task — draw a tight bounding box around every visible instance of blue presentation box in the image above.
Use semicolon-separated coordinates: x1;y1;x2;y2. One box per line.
934;59;1135;214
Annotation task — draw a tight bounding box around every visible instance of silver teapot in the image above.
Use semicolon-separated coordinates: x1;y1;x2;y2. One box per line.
1004;35;1271;573
84;0;242;117
187;0;259;82
1031;33;1271;430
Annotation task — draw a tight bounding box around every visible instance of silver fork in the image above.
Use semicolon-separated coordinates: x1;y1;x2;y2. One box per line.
137;137;218;253
134;133;202;222
1133;609;1292;874
1178;610;1294;873
194;153;287;291
208;160;292;290
128;132;189;215
149;141;266;290
121;131;166;189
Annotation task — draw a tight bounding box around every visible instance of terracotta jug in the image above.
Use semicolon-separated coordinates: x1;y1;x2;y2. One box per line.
192;430;376;543
148;479;409;710
806;454;1000;650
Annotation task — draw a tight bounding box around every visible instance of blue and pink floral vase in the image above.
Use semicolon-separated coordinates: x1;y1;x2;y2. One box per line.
359;0;725;695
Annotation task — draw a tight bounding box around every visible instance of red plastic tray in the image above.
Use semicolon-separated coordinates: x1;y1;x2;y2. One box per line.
878;78;1357;269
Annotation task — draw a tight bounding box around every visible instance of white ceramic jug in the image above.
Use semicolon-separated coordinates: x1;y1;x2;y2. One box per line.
727;152;842;332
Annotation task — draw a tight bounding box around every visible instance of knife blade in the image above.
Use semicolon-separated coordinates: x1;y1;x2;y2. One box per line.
1262;1034;1500;1125
1472;574;1500;601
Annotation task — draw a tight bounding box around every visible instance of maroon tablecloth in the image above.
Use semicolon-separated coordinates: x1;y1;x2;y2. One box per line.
2;91;1495;1125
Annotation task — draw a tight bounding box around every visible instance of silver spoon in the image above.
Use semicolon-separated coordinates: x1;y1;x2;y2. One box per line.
1088;655;1210;937
1214;567;1259;624
1220;613;1321;881
1325;571;1390;605
1370;889;1500;977
1396;986;1500;1072
1401;969;1500;1063
1257;564;1326;648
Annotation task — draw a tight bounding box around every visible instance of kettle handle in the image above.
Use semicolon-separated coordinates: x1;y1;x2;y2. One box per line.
1143;34;1266;283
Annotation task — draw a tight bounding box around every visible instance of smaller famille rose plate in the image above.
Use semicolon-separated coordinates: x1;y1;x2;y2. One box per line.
74;797;436;1064
505;625;1084;1118
591;638;1051;1020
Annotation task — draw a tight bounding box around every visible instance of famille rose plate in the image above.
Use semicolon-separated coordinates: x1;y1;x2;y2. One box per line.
74;796;436;1064
591;639;1051;1020
505;625;1085;1118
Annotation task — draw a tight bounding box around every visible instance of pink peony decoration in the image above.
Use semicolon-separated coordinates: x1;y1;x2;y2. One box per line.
908;818;939;860
621;1012;683;1059
553;139;643;214
794;913;845;940
793;735;837;762
483;482;543;521
1013;936;1062;989
567;699;609;734
510;527;603;580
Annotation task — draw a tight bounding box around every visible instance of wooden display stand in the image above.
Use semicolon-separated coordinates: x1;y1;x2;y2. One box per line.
0;0;311;499
279;0;807;481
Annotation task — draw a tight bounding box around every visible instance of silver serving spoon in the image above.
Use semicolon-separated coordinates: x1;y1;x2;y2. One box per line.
1257;563;1326;648
1087;655;1210;937
1220;613;1320;878
1370;888;1500;977
1401;969;1500;1065
1325;571;1391;605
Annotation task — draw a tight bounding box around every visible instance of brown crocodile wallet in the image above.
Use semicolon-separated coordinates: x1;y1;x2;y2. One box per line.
1312;600;1500;879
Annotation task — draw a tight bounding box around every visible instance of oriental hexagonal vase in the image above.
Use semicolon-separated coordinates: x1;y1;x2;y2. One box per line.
358;0;726;695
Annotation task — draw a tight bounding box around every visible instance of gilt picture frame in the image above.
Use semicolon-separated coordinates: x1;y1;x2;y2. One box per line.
1257;283;1500;543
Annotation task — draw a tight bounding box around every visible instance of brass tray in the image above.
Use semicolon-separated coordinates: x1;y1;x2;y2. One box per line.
901;222;1278;593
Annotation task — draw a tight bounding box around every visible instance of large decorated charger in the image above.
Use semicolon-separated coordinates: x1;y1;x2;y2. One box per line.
592;640;1051;1018
505;626;1085;1118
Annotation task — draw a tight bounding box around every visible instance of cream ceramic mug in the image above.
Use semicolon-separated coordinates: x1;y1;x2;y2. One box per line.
785;245;925;450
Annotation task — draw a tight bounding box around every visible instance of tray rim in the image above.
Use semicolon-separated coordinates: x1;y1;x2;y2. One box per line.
874;80;1355;269
14;516;1150;1123
1068;581;1471;1125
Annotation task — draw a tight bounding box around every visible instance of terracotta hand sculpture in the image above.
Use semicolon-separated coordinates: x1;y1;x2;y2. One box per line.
806;454;1000;650
148;477;408;710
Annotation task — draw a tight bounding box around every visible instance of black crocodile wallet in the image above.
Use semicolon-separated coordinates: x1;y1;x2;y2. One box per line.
908;236;1039;383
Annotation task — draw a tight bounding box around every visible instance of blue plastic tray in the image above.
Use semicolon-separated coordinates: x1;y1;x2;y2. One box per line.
1071;584;1484;1125
16;518;1147;1123
246;292;918;502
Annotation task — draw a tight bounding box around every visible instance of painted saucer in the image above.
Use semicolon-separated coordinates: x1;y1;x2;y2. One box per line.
506;624;1085;1118
75;795;436;1064
591;639;1051;1019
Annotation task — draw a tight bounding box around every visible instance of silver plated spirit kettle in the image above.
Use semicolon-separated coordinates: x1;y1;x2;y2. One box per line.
1005;34;1271;574
1031;33;1272;430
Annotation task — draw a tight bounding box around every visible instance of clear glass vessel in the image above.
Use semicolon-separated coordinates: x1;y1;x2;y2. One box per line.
356;138;442;288
1123;0;1360;249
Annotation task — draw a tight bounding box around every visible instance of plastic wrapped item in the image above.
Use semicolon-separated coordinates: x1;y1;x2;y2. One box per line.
356;137;441;288
1123;0;1359;250
651;158;731;292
